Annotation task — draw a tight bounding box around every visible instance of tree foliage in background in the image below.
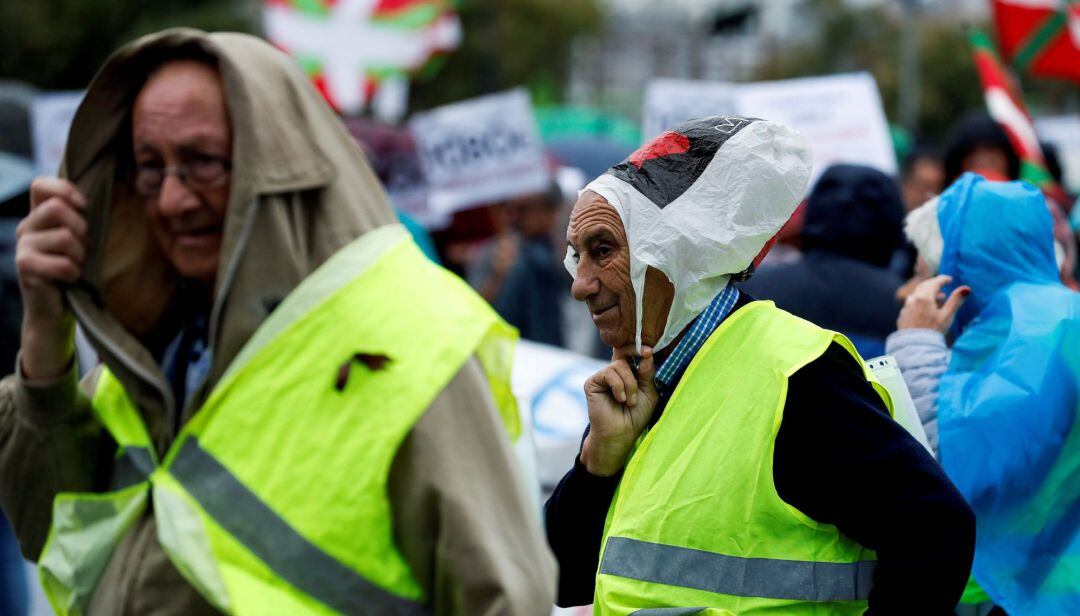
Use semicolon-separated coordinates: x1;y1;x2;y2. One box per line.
754;0;1077;142
0;1;256;90
753;0;984;141
410;0;603;112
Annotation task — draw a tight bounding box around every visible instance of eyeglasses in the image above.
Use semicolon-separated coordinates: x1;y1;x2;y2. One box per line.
133;156;231;198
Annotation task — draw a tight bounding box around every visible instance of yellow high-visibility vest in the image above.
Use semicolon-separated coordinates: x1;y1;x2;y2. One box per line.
39;225;519;615
594;301;893;615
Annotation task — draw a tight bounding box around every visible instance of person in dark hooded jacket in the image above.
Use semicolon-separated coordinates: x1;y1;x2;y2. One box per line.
740;163;905;358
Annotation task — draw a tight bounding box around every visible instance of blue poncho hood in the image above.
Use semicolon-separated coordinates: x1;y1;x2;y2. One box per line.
937;174;1080;614
938;174;1060;332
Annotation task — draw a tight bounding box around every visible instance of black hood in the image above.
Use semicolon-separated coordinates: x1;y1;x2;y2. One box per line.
801;164;904;267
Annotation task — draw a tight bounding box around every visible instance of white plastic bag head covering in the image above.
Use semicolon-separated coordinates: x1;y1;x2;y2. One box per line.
565;115;812;352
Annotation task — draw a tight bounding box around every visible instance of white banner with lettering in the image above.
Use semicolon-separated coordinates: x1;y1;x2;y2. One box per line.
643;73;897;184
410;88;550;215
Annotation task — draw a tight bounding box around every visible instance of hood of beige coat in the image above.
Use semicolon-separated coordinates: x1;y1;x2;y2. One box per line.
62;28;396;443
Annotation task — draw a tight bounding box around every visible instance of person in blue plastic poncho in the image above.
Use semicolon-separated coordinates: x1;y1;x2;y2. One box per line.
887;172;1080;615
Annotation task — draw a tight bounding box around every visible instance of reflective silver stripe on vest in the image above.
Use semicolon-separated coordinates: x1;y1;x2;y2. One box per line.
111;446;156;491
631;608;710;615
171;438;430;615
601;536;875;602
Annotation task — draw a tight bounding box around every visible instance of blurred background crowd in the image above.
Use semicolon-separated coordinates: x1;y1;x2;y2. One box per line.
0;0;1078;614
1;0;1078;363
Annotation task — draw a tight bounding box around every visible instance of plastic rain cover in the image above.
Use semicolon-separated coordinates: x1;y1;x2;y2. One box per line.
565;116;812;352
936;174;1080;614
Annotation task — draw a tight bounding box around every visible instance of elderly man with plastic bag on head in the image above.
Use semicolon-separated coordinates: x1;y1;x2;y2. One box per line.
887;173;1080;615
0;29;555;616
544;115;976;615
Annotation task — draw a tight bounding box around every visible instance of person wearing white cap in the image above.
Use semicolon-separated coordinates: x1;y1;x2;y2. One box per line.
544;116;975;615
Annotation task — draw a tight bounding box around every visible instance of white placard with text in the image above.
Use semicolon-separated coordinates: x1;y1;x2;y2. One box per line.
410;88;550;215
643;73;897;185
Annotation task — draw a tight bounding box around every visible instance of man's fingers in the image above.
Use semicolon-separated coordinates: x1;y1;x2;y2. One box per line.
611;344;638;362
30;177;85;211
16;252;81;285
913;275;953;301
941;286;971;319
586;367;625;402
610;360;638;406
601;368;628;403
587;362;642;406
22;227;87;265
18;197;89;241
637;352;657;393
637;346;654;382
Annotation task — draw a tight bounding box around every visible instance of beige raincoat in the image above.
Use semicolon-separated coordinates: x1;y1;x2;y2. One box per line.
0;29;555;615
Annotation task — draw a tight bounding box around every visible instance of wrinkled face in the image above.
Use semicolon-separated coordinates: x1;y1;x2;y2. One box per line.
567;191;673;350
132;60;232;286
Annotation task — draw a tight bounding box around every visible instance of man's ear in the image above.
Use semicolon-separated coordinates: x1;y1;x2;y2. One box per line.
641;266;675;345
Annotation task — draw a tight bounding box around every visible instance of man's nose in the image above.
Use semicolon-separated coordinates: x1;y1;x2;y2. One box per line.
156;174;199;216
571;265;599;301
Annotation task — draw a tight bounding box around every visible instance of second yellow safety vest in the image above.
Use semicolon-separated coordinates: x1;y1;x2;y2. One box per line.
594;301;893;615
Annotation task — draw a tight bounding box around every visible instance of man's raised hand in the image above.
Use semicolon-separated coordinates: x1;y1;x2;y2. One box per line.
16;177;88;379
580;345;660;477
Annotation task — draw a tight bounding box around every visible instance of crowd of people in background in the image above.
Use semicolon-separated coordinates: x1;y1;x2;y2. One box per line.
437;111;1076;369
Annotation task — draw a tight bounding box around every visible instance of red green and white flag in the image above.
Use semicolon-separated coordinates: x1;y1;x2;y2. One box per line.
992;0;1080;83
264;0;461;115
970;29;1069;202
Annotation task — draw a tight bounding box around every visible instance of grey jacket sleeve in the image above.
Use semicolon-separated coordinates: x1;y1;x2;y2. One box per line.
885;329;951;458
387;357;557;616
0;358;112;560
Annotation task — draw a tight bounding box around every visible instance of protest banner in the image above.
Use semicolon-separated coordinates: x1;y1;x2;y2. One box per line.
30;91;83;175
736;73;897;181
512;340;605;488
643;72;897;184
642;78;739;142
410;89;551;216
345;118;447;228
